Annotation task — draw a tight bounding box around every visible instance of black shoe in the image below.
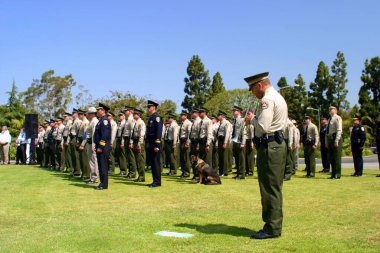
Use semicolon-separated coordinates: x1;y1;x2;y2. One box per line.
134;178;145;182
117;171;126;176
219;173;226;177
86;180;96;184
180;174;190;178
283;177;291;181
376;175;380;177
330;176;340;180
126;173;136;179
94;186;107;190
250;230;280;240
148;183;161;188
233;175;245;180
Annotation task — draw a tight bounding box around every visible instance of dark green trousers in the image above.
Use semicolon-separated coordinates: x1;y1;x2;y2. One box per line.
257;140;286;236
199;142;212;168
212;141;219;172
218;140;229;175
63;142;72;170
245;140;255;175
327;138;342;178
70;138;80;175
233;142;246;177
284;140;294;179
79;148;90;178
304;144;316;176
179;142;191;176
133;143;145;180
124;137;136;175
190;141;199;177
115;139;127;172
55;142;64;168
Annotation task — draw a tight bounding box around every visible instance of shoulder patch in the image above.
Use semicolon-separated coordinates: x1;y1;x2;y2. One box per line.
361;127;364;131
260;100;269;109
103;120;108;125
156;117;160;123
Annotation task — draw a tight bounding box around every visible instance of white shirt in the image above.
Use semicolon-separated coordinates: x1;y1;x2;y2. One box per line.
0;130;12;144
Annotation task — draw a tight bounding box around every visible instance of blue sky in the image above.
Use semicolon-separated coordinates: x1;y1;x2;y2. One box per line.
0;0;379;110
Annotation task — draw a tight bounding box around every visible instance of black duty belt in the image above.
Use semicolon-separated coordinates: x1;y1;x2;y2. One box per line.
254;130;284;147
199;138;207;144
180;138;187;143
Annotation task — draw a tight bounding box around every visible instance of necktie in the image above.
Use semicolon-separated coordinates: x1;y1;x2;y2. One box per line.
326;118;331;134
165;126;169;140
232;118;236;138
198;120;203;138
179;123;183;138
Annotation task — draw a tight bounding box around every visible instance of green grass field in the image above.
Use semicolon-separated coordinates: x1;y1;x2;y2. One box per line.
0;164;379;253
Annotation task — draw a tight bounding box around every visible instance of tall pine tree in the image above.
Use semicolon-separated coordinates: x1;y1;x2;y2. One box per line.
277;76;293;104
309;61;331;116
328;51;350;110
209;72;226;99
182;55;211;111
359;56;380;129
291;74;309;124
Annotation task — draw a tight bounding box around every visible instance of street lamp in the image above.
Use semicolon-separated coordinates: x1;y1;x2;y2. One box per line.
306;106;321;130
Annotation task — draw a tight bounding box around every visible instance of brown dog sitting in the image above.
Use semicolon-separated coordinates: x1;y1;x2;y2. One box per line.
190;155;221;185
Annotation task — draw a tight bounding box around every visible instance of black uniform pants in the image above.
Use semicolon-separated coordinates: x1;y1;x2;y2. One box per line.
320;143;330;172
46;142;56;167
351;145;363;176
97;149;110;188
148;141;161;185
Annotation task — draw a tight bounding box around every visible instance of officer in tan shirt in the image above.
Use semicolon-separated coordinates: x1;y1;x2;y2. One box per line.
326;106;343;179
245;72;288;239
178;111;192;178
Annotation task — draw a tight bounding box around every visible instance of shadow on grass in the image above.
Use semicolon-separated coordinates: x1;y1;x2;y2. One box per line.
69;183;96;189
113;181;150;187
174;223;256;237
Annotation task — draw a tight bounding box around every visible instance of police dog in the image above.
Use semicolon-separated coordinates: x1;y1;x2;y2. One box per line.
190;155;221;185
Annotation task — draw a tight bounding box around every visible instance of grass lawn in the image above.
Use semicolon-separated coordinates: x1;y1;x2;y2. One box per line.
0;164;379;253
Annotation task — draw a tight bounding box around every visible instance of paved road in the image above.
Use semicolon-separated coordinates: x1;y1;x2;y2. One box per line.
298;155;379;170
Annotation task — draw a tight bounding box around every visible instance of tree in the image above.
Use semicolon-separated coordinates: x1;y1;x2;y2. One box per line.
328;51;350;111
74;84;93;109
358;56;380;135
21;70;76;119
181;55;211;111
157;99;177;119
0;81;29;137
291;74;309;124
203;89;259;117
209;72;226;99
93;90;146;114
309;61;331;116
277;76;293;105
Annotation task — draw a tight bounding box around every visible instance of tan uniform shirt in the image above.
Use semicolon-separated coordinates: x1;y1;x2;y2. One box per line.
326;114;343;145
121;114;135;145
216;118;232;145
110;119;117;144
284;119;294;148
38;130;45;144
55;124;65;141
304;122;319;147
179;119;192;145
252;86;288;137
198;116;213;146
117;119;126;139
189;117;201;142
166;121;180;145
69;118;82;143
130;118;146;146
63;120;72;144
212;122;220;143
293;127;300;149
43;126;51;141
84;117;98;149
78;118;89;147
246;123;255;148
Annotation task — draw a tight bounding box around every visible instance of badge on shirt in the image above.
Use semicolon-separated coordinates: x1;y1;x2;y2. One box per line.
103;120;108;125
156;117;160;123
260;100;269;109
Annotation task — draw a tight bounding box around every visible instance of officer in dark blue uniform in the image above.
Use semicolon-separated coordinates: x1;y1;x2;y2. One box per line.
350;116;366;177
47;119;57;170
93;103;111;190
146;100;163;188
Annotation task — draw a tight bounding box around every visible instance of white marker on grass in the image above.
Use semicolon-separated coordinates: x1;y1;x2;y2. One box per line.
155;231;194;238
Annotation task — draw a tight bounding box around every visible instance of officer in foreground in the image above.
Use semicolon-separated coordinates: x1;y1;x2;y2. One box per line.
93;103;111;190
245;72;288;239
146;100;163;188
